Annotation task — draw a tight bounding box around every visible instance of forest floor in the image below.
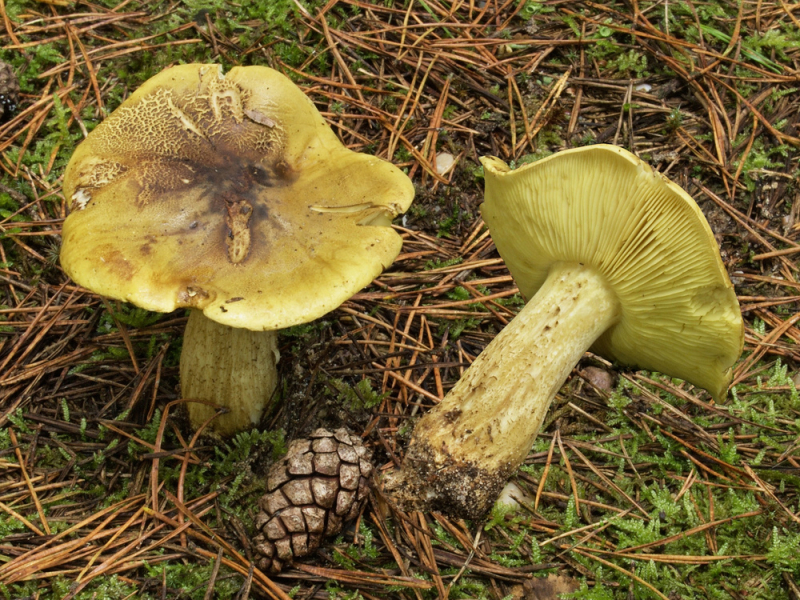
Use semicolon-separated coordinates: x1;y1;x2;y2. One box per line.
1;0;800;598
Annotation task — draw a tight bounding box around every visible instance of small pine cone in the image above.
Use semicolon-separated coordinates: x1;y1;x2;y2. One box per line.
252;428;373;574
0;61;19;124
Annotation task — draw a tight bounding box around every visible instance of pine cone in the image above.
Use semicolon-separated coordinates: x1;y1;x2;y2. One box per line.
252;428;373;573
0;61;19;124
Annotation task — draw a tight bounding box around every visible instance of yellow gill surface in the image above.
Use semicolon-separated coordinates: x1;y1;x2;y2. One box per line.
481;145;743;398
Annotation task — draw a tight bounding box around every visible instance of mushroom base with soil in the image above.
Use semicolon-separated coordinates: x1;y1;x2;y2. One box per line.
181;310;280;437
384;262;619;519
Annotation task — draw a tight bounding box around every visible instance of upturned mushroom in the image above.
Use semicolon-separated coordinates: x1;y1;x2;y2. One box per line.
60;64;414;436
386;144;743;518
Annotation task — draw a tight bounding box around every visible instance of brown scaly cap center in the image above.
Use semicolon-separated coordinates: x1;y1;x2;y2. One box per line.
67;69;292;269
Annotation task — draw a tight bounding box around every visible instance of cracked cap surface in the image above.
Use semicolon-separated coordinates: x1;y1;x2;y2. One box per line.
60;64;414;330
481;145;744;399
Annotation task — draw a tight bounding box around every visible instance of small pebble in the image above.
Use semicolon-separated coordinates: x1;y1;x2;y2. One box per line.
494;481;532;512
435;152;455;176
580;366;613;392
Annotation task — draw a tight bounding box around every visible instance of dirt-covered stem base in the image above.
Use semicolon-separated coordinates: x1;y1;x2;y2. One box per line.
180;310;280;436
385;263;620;518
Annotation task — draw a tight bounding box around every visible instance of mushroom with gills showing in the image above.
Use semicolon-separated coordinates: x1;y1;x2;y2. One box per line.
60;64;414;436
385;144;744;519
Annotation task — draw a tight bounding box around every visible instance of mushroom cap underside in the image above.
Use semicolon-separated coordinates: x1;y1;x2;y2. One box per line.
480;145;744;398
60;64;414;330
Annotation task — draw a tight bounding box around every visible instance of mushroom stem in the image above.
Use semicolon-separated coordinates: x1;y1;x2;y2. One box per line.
386;262;620;518
181;310;280;436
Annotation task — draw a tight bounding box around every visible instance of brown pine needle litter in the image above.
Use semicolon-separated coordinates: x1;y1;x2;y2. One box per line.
1;0;800;598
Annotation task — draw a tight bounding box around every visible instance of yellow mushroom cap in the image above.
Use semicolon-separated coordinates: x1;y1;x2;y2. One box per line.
60;64;414;330
480;145;744;399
